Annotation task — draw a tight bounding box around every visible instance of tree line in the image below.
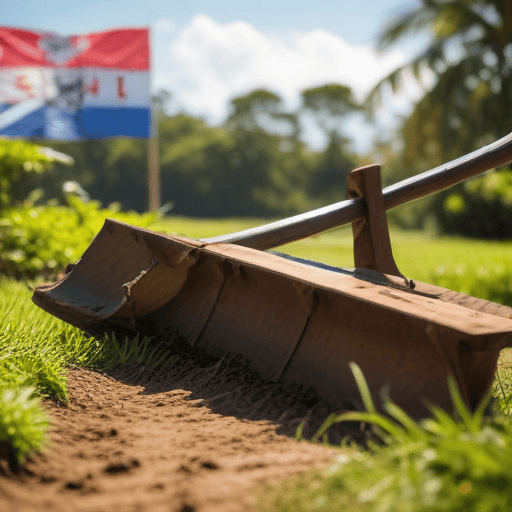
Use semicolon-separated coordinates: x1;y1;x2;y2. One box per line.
16;85;361;218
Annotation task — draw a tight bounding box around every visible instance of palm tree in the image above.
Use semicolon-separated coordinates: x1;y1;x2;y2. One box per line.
368;0;512;171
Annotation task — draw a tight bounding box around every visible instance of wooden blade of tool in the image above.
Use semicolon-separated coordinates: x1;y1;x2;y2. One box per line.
204;131;512;250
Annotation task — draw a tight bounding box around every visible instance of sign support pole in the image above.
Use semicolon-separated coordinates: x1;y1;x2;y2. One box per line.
148;108;160;211
147;24;160;212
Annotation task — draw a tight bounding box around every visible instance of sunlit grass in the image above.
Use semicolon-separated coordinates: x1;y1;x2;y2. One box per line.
0;279;176;464
0;386;51;468
151;215;264;239
259;364;512;512
494;349;512;417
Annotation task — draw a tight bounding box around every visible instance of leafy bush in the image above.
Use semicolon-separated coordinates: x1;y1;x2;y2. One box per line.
433;168;512;239
0;194;157;279
0;138;72;208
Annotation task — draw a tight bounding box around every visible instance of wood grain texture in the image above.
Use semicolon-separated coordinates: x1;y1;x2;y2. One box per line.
346;164;402;277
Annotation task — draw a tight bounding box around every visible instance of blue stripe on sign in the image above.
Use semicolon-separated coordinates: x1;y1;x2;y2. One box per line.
0;104;46;137
0;104;150;139
76;107;151;138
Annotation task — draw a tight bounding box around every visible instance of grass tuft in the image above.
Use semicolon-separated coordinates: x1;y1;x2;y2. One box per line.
0;386;50;466
0;278;177;466
260;364;512;512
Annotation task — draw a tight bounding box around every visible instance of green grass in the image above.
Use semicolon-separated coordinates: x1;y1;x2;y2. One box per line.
259;364;512;512
151;215;264;239
0;387;51;469
494;349;512;417
0;279;176;465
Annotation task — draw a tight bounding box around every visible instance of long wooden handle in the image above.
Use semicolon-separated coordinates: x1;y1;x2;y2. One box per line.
203;131;512;250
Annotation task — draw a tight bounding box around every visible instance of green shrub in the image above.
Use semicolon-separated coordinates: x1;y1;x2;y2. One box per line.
0;138;71;208
0;194;157;279
433;168;512;239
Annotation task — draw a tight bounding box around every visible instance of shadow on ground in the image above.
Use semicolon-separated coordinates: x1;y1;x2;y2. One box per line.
108;331;368;445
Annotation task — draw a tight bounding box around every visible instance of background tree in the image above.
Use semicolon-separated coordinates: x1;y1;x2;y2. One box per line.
369;0;512;237
301;84;360;138
13;85;363;218
300;84;360;201
158;107;311;217
226;88;299;138
222;89;311;215
370;0;512;167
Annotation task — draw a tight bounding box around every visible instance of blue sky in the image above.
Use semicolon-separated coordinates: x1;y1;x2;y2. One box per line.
4;0;427;148
4;0;416;44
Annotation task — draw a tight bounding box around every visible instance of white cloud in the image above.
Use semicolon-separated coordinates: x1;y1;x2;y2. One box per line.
153;14;427;148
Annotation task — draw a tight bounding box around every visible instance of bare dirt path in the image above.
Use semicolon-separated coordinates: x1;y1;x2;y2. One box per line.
0;349;361;512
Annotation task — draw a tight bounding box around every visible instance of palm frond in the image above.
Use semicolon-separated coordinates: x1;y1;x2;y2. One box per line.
379;0;499;51
377;3;438;50
364;38;449;112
